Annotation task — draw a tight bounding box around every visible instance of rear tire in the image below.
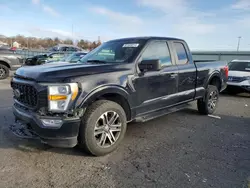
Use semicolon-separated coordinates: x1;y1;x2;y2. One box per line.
197;85;219;115
0;64;9;80
78;100;127;156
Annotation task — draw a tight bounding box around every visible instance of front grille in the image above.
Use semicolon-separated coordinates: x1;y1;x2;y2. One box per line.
228;76;245;83
39;89;48;108
11;82;38;107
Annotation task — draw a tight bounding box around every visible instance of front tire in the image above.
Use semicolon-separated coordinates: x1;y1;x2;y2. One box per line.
0;64;9;80
78;100;127;156
197;85;219;115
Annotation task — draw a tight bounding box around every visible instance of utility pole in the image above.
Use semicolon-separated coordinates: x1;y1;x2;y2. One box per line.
237;36;241;52
72;24;75;45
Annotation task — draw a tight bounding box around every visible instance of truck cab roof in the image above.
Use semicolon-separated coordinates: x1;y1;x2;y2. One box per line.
108;36;184;42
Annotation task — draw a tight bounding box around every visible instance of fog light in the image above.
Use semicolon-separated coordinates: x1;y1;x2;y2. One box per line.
41;119;63;128
58;101;66;108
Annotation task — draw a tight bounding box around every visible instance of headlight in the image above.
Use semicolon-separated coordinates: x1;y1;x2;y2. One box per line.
47;83;79;112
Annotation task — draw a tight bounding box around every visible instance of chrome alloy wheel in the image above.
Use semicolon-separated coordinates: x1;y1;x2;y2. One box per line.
0;67;6;78
94;111;122;148
208;90;218;111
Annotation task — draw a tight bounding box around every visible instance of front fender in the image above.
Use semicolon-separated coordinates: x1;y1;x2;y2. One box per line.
0;57;11;67
77;85;130;108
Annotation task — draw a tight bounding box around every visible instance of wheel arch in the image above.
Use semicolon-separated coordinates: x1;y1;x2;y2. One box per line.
0;59;11;69
79;86;132;121
206;72;222;91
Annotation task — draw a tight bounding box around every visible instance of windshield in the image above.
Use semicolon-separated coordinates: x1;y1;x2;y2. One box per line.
79;39;146;63
228;61;250;72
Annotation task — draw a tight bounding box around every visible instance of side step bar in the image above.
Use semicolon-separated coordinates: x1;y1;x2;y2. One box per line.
134;103;191;122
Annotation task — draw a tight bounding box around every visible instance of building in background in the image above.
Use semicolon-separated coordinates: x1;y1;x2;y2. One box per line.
13;41;20;48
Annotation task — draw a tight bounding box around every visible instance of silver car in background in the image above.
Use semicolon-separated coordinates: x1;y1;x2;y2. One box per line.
227;60;250;94
0;52;24;79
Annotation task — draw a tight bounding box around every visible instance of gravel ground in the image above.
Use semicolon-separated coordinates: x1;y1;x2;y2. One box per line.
0;79;249;188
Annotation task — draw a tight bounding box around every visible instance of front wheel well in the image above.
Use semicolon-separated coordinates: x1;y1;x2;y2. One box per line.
208;76;221;91
0;60;10;69
86;93;131;121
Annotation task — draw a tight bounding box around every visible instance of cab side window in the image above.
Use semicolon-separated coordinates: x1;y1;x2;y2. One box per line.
173;42;188;65
140;41;172;66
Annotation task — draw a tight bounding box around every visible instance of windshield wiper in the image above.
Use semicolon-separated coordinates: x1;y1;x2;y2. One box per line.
87;60;107;64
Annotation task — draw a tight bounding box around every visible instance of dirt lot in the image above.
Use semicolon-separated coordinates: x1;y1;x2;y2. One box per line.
0;79;249;188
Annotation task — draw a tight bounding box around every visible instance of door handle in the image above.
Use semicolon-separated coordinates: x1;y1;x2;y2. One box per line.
170;73;178;78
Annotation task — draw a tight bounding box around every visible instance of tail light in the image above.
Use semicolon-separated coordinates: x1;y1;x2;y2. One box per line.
223;65;229;78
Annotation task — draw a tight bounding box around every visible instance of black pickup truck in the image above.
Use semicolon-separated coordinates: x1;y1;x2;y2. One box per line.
10;37;228;156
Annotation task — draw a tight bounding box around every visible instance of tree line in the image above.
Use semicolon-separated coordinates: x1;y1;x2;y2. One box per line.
0;34;102;50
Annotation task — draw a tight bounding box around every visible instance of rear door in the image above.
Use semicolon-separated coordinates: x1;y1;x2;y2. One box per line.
133;40;179;115
170;41;197;102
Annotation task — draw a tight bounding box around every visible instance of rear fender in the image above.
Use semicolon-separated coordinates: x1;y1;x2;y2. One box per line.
205;71;221;89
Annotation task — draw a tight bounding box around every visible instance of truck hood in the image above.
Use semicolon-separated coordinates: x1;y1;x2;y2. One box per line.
15;61;126;82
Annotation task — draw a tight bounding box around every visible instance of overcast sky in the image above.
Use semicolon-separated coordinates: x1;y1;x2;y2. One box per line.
0;0;250;50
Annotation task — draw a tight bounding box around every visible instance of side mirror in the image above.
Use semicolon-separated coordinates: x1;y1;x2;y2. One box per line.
138;59;161;72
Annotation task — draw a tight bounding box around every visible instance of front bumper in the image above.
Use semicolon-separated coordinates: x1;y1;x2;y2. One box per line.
12;104;81;148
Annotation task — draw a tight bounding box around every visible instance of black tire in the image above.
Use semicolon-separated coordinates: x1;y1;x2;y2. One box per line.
0;64;9;80
78;100;127;156
197;85;219;115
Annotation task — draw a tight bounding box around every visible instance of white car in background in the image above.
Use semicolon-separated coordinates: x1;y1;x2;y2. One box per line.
227;60;250;94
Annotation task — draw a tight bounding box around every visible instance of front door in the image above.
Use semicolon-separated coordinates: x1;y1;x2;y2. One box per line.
133;40;179;115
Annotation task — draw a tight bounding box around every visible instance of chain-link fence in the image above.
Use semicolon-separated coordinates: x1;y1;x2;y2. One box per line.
7;49;250;62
